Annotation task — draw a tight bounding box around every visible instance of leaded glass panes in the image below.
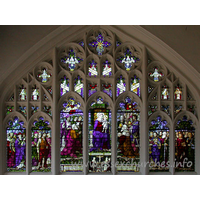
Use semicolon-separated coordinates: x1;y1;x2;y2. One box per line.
88;60;98;77
102;84;112;97
74;76;84;98
19;85;27;101
149;116;169;172
7;117;26;172
130;76;140;96
88;97;111;173
116;75;126;97
175;116;195;172
102;60;112;77
60;76;69;96
88;84;97;97
116;97;140;172
149;68;163;82
38;69;51;83
31;117;51;172
60;98;83;172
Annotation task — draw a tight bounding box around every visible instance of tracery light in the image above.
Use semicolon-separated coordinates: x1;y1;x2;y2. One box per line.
149;68;163;82
89;33;111;56
38;69;51;83
19;85;26;101
102;83;112;97
174;85;182;100
60;76;69;96
88;60;98;77
117;49;139;71
61;49;83;71
130;75;140;96
102;60;112;77
88;84;97;97
74;76;84;98
116;75;126;97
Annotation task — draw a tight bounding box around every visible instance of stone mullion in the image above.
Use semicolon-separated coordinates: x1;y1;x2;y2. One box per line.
52;48;60;175
140;46;148;174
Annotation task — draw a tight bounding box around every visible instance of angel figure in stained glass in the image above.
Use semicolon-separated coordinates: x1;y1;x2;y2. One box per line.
149;68;163;82
38;69;51;83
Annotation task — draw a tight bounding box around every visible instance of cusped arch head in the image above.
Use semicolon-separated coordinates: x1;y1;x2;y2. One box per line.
115;91;142;112
174;111;198;130
148;111;172;129
28;111;52;131
86;91;113;112
58;92;85;112
3;112;27;130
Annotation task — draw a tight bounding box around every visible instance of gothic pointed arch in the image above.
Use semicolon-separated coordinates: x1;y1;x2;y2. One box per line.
1;25;200;175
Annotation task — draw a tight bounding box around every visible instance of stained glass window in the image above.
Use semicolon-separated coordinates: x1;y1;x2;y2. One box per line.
60;98;83;172
175;116;195;172
88;60;98;77
88;84;97;97
174;105;182;115
74;76;84;98
149;68;163;82
7;117;26;171
60;76;69;96
32;86;39;101
116;75;126;97
102;84;112;97
148;105;158;116
161;105;170;116
149;116;169;172
19;85;27;101
44;106;52;117
31;117;51;172
116;97;140;172
31;106;39;115
89;33;111;56
130;76;140;96
102;60;112;77
161;85;169;100
38;69;51;83
117;49;139;71
174;85;182;100
61;49;83;71
6;106;14;115
19;106;27;117
88;97;111;173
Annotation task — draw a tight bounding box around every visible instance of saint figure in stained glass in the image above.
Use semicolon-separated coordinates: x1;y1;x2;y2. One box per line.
174;85;182;100
7;117;26;171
